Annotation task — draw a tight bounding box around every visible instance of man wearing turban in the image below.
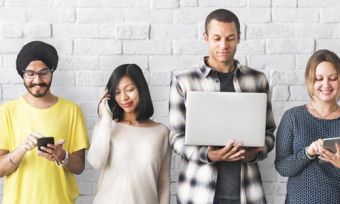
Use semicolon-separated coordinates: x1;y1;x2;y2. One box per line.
0;41;90;204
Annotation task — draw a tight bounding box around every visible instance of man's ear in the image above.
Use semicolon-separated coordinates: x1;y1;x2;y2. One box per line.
203;32;208;42
237;33;241;43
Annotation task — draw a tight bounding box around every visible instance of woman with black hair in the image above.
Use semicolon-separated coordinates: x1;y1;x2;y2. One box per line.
87;64;171;204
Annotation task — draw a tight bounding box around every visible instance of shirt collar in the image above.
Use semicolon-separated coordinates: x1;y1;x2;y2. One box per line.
199;56;241;78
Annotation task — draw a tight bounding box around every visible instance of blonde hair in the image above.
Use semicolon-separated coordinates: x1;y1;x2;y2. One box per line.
305;49;340;98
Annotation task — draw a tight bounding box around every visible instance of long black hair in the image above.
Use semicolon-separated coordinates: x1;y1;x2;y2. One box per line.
100;64;154;121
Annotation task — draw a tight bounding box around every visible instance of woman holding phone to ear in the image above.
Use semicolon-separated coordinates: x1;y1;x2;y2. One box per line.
87;64;171;204
275;49;340;204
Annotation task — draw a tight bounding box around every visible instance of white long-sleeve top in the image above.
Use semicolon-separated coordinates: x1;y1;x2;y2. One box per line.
87;114;171;204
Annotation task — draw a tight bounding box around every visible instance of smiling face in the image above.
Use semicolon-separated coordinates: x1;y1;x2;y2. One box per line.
204;19;239;68
23;60;53;98
114;76;140;118
312;61;340;103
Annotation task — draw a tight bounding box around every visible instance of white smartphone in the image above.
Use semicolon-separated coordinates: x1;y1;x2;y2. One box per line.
105;100;113;115
323;137;340;153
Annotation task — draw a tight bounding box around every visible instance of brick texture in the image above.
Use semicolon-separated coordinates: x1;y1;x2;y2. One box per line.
0;1;339;204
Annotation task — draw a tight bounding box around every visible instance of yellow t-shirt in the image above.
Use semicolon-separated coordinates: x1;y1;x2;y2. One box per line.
0;97;90;204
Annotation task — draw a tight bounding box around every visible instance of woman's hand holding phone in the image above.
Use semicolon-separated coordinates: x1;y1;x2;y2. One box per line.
99;94;113;118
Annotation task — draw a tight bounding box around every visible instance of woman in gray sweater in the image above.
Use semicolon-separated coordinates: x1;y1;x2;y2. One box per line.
275;49;340;204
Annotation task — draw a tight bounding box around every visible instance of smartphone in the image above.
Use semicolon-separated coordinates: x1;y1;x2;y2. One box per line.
37;137;55;152
323;137;340;153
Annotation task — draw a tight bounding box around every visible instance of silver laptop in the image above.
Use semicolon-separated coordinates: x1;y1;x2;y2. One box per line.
185;91;267;146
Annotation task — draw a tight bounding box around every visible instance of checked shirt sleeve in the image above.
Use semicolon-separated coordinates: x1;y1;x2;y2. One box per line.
169;75;211;164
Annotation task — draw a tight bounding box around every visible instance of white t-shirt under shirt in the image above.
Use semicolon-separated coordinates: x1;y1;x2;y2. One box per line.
87;115;171;204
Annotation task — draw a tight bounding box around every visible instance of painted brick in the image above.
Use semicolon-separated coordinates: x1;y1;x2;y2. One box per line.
266;39;314;54
273;8;319;22
149;86;170;101
27;8;76;23
174;8;211;24
4;0;25;6
173;40;207;55
123;40;172;55
198;0;246;7
103;0;136;7
76;71;111;86
149;55;198;71
125;9;173;23
0;69;21;84
289;85;310;101
76;196;93;204
272;0;296;7
151;24;197;40
116;24;149;40
248;54;295;70
152;0;179;8
180;0;197;7
3;55;16;68
53;24;100;38
150;71;172;85
75;39;122;55
44;39;73;54
1;23;23;38
249;0;270;7
52;71;75;86
54;0;102;7
26;0;53;6
24;23;51;38
77;8;124;23
99;24;116;38
0;8;26;22
316;39;340;53
0;56;3;68
270;70;305;86
100;55;148;70
153;101;169;117
2;84;26;99
295;23;340;38
0;39;24;54
272;85;289;101
296;54;310;70
237;40;266;54
59;56;100;71
298;0;340;7
247;24;294;39
320;8;340;23
52;86;99;103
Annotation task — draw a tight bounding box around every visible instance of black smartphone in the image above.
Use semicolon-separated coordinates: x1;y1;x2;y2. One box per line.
37;137;55;152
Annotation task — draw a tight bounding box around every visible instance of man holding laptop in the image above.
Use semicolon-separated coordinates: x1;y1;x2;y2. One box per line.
169;9;276;204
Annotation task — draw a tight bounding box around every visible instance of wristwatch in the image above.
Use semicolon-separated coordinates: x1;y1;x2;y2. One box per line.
56;151;69;167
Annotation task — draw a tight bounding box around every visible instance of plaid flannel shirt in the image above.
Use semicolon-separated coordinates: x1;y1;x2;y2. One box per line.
169;58;276;204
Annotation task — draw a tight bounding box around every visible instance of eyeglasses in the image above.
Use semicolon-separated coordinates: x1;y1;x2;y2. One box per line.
22;68;54;79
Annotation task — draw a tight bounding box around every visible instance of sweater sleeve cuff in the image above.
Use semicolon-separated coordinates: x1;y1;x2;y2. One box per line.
305;147;317;160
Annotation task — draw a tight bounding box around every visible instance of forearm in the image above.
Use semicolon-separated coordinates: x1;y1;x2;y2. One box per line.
275;147;314;177
87;116;112;169
63;150;85;175
0;146;27;177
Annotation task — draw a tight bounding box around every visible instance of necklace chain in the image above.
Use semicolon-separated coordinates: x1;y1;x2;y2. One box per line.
309;103;339;119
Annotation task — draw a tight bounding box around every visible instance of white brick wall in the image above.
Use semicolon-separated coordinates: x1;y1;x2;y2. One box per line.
0;1;339;204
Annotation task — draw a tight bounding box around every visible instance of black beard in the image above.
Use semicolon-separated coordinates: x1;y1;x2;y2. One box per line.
24;82;51;98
